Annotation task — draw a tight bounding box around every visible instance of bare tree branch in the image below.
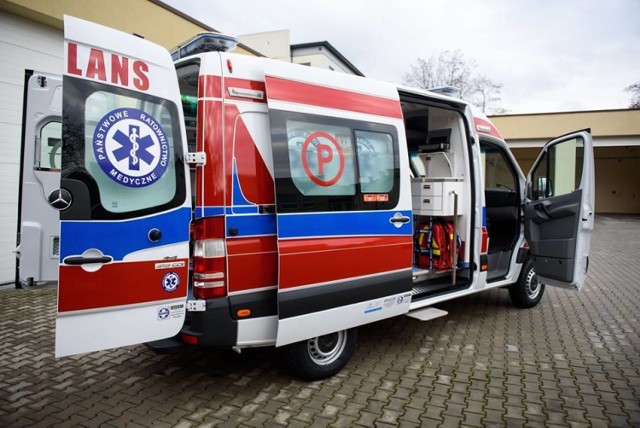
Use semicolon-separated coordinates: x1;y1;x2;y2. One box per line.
403;50;505;113
625;81;640;109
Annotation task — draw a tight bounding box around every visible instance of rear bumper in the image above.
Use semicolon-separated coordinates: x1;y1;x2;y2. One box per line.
180;297;238;347
147;288;278;351
146;297;238;352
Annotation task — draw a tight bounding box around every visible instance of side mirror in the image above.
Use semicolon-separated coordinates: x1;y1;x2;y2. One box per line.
534;177;554;200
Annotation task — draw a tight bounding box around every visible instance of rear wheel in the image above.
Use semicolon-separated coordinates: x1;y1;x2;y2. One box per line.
509;257;545;308
279;328;358;380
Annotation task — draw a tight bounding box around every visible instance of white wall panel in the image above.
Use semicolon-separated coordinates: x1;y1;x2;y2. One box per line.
0;10;63;283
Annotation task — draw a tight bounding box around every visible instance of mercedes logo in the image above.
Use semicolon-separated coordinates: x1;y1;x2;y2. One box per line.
48;188;72;211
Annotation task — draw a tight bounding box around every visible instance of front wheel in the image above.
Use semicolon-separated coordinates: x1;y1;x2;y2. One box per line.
278;328;358;380
509;257;545;308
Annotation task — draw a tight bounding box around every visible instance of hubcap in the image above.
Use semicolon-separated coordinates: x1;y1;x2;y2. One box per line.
525;268;540;300
307;330;347;366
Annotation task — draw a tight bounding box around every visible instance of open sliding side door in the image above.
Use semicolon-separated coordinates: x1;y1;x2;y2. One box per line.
56;16;191;356
524;130;594;291
263;61;414;346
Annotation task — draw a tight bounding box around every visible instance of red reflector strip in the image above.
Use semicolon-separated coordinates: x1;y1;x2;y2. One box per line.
481;227;489;254
193;256;226;273
181;333;199;345
194;284;226;299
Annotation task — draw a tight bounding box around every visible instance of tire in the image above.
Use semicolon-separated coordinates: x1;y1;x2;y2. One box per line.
279;328;358;381
508;257;545;309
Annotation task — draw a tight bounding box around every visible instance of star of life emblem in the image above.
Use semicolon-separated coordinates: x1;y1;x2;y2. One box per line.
93;107;170;188
162;271;180;292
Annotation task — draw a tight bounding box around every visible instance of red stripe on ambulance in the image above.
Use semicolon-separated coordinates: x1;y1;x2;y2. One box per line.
58;260;188;312
203;75;222;98
226;105;275;205
278;236;412;290
481;226;489;254
266;77;403;119
227;236;278;293
474;116;503;139
224;77;267;103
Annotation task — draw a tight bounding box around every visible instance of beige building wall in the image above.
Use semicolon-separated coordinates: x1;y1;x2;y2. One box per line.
490;109;640;214
0;0;259;55
490;109;640;143
292;54;327;69
512;146;639;214
239;30;291;61
490;109;640;149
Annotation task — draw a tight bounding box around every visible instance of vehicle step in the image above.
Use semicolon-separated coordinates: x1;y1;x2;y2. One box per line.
405;307;448;321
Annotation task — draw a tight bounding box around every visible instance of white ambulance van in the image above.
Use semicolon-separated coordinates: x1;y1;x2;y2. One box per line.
16;17;594;380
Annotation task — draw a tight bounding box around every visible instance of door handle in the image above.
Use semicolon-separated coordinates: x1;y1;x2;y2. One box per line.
63;256;113;265
390;215;411;224
533;202;551;219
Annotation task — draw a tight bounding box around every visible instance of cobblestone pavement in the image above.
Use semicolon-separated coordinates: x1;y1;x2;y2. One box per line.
1;216;639;427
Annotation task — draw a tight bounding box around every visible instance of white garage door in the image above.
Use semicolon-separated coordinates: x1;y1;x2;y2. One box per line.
0;10;63;284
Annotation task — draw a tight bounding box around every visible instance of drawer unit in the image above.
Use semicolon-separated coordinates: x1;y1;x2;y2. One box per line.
413;195;442;212
412;178;463;216
411;181;443;197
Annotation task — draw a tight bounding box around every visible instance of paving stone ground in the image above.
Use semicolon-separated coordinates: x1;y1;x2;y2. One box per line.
1;215;639;427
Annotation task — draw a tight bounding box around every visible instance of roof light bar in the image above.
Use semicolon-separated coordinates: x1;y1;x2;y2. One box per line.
429;86;462;98
171;32;238;60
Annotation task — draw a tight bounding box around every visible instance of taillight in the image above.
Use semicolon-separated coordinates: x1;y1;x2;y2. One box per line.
192;217;227;299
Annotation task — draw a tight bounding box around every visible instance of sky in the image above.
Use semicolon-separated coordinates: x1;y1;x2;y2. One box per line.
163;0;640;114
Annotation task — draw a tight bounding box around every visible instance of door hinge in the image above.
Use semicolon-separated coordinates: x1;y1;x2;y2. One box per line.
186;152;206;166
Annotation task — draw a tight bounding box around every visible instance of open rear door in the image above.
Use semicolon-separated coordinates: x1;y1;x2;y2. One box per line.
264;61;414;347
56;16;191;356
16;71;62;286
524;130;594;291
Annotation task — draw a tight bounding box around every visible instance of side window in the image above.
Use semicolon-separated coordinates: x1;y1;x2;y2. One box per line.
37;121;62;170
84;91;177;213
530;137;584;200
271;110;399;212
286;120;356;196
176;63;199;153
62;77;185;220
481;146;517;192
356;130;394;193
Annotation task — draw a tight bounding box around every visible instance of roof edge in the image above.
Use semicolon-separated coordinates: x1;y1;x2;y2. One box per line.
149;0;264;57
291;41;364;76
489;107;640;118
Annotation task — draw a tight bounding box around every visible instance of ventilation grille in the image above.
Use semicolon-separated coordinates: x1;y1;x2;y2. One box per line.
50;236;60;258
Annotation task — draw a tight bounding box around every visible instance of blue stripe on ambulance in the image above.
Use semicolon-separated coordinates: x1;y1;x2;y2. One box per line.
195;205;261;218
59;207;191;261
226;213;277;237
277;211;413;239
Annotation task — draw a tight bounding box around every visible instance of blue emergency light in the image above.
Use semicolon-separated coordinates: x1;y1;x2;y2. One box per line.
171;33;238;60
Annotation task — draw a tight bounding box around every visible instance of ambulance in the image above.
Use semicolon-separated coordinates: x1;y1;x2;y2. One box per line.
16;17;594;380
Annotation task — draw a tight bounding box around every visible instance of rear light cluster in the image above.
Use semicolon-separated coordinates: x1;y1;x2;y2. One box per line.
191;217;227;299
